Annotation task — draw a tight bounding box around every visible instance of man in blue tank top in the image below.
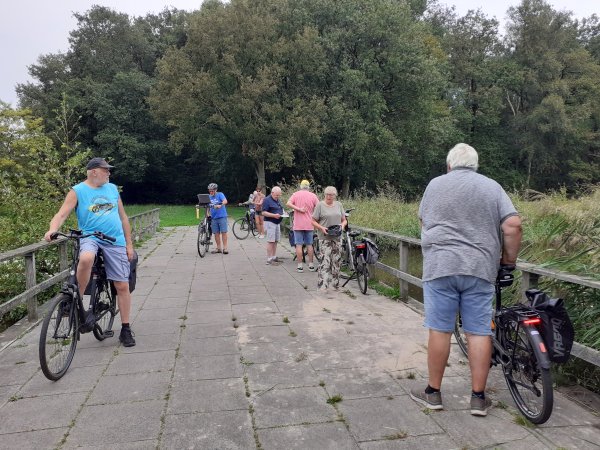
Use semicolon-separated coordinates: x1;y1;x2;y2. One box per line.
44;157;136;347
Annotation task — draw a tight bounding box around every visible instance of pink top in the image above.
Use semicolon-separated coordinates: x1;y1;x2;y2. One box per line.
288;190;319;230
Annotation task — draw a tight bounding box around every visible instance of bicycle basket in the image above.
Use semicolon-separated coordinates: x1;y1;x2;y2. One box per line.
526;289;574;364
364;238;380;264
197;193;211;205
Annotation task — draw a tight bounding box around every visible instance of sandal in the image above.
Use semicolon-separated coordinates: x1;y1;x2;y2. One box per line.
223;250;229;254
210;249;222;254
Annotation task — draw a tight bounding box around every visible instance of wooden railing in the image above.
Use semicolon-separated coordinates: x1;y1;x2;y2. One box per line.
352;225;600;369
0;208;160;323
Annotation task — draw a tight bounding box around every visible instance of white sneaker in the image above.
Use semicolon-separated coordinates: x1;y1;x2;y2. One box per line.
297;265;304;273
258;234;265;239
308;264;316;272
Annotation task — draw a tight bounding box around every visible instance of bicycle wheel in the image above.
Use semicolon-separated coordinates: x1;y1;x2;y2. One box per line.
313;236;322;262
453;314;469;357
356;254;369;294
197;224;207;257
341;237;351;267
502;321;553;424
39;294;79;381
92;280;116;341
232;217;250;240
250;216;259;237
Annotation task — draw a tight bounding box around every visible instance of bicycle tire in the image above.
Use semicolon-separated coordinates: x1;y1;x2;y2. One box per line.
197;224;207;257
250;217;259;237
356;254;368;294
341;236;351;268
92;280;116;341
502;321;553;424
313;237;323;262
454;314;469;357
39;294;79;381
232;217;250;240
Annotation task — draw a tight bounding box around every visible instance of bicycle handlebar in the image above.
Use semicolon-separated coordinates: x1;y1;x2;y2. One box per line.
50;230;116;243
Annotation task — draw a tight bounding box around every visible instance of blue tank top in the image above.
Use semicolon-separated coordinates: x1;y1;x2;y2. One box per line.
73;182;126;246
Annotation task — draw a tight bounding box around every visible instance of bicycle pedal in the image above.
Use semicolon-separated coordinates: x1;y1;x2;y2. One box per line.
103;330;114;338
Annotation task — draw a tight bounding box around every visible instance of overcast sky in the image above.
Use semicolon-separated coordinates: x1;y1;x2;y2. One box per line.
1;0;597;106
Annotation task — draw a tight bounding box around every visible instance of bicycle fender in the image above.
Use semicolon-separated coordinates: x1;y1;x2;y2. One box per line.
524;324;552;370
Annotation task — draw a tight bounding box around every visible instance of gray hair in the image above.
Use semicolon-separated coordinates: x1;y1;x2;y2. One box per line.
271;186;282;194
446;143;478;171
323;186;338;196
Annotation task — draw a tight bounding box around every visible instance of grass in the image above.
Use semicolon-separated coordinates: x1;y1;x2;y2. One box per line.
326;394;343;404
125;204;246;227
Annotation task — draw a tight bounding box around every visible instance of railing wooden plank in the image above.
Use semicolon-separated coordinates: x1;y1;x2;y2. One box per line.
571;342;600;367
0;270;69;316
517;262;600;290
374;262;423;288
0;238;67;263
24;253;37;321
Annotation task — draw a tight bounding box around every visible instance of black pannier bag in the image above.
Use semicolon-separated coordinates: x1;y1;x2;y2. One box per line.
128;250;139;293
364;238;380;264
526;289;574;364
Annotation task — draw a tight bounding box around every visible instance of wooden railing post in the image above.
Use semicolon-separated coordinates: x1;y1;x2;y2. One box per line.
521;269;539;299
399;241;409;301
24;252;38;322
59;240;68;270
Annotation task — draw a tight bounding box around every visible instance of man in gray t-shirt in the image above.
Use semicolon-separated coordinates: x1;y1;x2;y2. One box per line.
410;143;522;417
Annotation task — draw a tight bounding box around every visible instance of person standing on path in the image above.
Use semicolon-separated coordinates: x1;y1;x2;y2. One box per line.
207;182;229;254
261;186;284;264
311;186;347;292
410;143;522;417
44;157;136;347
253;185;266;238
286;179;319;272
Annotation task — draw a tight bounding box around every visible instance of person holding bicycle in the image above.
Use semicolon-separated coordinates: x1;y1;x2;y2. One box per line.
261;186;284;265
207;183;229;254
44;157;136;347
253;185;266;238
311;186;347;292
286;179;319;272
410;143;522;416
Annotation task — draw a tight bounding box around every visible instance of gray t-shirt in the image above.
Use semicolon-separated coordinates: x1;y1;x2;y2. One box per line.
419;168;518;283
312;200;344;241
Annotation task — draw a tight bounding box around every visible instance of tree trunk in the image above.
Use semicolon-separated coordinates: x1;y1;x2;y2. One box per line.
255;158;266;192
341;175;350;199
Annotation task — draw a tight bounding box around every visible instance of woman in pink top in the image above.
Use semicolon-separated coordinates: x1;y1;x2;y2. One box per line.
253;185;266;238
286;180;319;272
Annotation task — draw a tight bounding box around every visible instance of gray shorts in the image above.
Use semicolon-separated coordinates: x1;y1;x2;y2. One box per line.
80;238;130;282
264;221;281;242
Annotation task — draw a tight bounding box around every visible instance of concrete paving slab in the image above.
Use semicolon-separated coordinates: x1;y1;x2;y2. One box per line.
186;309;234;325
0;427;67;450
252;386;337;428
65;399;164;446
358;434;459;449
187;300;232;312
317;368;405;400
162;410;254;449
132;318;182;336
257;421;359;449
240;342;298;364
245;360;320;391
237;324;296;344
137;307;187;322
168;378;247;414
0;392;87;434
0;384;19;405
337;396;443;442
63;439;158;450
0;362;39;387
174;354;243;381
87;371;171;405
120;331;180;354
179;335;239;357
142;296;189;309
537;425;600;449
69;345;116;368
184;322;237;339
19;364;105;398
106;349;175;375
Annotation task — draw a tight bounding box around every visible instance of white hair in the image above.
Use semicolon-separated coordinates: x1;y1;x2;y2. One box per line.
446;143;478;171
323;186;338;196
271;186;282;194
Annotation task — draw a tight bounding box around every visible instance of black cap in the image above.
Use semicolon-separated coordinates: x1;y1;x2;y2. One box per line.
86;157;114;170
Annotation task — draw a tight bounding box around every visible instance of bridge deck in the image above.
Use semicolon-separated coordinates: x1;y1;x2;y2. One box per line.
0;226;598;449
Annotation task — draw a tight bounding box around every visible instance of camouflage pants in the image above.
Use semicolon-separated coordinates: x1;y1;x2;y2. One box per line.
318;239;341;289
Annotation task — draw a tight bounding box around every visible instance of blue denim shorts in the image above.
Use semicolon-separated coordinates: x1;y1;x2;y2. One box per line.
211;217;228;233
80;238;130;282
293;230;314;246
423;275;494;335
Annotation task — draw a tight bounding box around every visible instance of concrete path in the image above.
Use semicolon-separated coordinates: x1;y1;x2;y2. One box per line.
0;226;599;449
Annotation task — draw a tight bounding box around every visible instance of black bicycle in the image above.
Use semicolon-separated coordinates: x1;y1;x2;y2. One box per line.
196;203;213;257
340;209;369;294
454;267;553;424
39;230;118;380
232;205;258;239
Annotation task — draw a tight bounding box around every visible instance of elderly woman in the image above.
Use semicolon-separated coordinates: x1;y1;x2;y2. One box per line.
311;186;347;291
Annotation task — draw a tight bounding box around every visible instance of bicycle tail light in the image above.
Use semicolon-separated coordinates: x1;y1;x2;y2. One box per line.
355;243;366;249
523;318;541;325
